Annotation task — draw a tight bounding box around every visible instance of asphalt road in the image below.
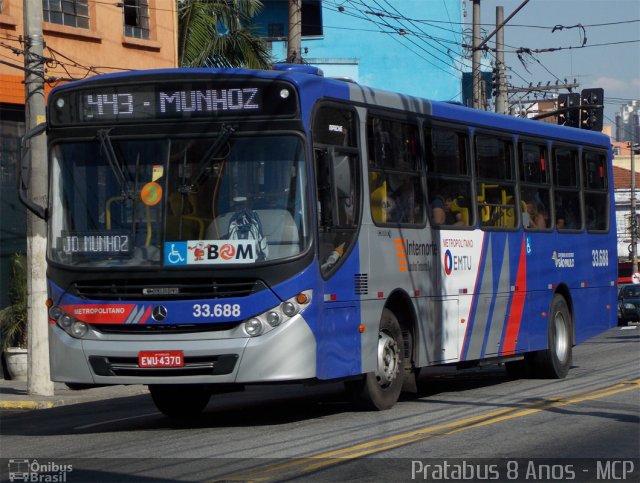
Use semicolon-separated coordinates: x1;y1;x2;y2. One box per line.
1;325;638;482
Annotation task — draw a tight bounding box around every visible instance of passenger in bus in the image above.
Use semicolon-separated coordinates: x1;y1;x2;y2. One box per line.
389;178;419;223
556;210;566;229
526;201;547;229
431;192;464;226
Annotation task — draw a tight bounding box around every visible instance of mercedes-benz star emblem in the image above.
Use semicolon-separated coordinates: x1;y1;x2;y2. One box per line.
152;305;168;322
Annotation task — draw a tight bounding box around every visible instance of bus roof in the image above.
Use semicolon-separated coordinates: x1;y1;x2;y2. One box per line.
51;66;611;150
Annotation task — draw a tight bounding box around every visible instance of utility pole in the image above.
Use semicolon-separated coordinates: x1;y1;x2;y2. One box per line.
472;0;481;109
287;0;302;63
24;0;53;395
471;0;530;110
495;6;507;114
631;138;638;275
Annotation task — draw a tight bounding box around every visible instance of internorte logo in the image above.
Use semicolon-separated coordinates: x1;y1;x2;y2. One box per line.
395;238;438;272
443;249;473;275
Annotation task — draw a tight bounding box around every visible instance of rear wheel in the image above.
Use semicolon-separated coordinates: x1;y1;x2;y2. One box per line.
346;309;404;410
529;294;572;378
149;384;211;418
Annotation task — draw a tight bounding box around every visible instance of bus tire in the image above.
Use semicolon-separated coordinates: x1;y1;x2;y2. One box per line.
149;384;211;418
346;309;404;410
530;294;572;379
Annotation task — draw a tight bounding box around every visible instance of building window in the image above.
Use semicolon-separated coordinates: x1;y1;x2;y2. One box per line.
302;0;322;36
42;0;90;29
268;23;284;38
123;0;150;39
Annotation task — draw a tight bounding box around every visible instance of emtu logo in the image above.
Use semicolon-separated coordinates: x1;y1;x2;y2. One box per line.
444;249;472;275
444;249;454;275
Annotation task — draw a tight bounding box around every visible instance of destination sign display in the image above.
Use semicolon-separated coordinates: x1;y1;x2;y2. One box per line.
59;231;132;258
49;78;298;125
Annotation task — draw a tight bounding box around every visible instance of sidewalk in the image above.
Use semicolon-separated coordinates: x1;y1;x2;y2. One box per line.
0;377;148;410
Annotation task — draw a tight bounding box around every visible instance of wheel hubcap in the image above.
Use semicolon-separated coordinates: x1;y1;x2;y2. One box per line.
553;311;569;363
375;331;400;387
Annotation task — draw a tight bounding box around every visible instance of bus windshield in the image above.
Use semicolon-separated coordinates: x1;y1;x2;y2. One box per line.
48;134;309;267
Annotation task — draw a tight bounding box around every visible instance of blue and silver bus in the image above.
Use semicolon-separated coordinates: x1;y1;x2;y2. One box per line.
23;65;617;416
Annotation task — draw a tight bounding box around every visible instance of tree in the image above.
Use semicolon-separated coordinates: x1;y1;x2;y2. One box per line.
0;254;27;349
178;0;272;69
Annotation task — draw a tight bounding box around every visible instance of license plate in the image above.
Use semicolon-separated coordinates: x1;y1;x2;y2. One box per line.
138;350;184;368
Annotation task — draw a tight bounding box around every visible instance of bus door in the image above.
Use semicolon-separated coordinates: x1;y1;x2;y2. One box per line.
314;144;363;377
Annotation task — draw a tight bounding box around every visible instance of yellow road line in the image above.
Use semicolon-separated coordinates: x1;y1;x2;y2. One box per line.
216;379;640;482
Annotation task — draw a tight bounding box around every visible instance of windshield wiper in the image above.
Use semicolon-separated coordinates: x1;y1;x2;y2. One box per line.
97;128;134;198
181;124;236;193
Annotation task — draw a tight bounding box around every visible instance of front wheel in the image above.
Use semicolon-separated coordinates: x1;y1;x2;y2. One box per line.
149;384;211;418
529;294;573;378
345;308;405;410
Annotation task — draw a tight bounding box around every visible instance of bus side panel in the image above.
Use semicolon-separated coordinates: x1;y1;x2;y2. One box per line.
525;231;617;351
361;225;464;368
316;243;363;379
461;232;530;361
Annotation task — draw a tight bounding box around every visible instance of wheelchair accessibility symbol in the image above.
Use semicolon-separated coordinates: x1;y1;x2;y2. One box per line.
165;242;187;265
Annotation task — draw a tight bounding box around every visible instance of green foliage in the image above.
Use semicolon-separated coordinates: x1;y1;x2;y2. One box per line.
0;254;27;349
178;0;272;68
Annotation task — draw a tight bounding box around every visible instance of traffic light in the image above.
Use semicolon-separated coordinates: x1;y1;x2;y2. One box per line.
557;93;580;128
580;88;604;131
491;66;499;98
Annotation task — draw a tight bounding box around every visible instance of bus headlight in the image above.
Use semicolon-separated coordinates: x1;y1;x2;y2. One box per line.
244;318;264;337
48;305;89;339
243;290;312;337
282;302;297;317
266;311;281;327
71;321;88;338
59;314;74;329
48;306;63;320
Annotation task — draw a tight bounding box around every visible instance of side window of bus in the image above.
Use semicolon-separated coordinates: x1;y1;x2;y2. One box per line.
475;135;516;228
425;127;473;227
519;142;551;230
583;150;609;231
367;116;424;225
313;105;360;276
553;147;582;230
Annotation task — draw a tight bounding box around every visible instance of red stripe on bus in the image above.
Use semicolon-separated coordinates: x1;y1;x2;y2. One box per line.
139;305;152;325
502;237;527;355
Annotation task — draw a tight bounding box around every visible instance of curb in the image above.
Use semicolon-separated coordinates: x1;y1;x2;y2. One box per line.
0;400;58;410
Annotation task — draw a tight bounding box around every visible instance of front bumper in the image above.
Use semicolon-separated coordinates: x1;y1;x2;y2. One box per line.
619;305;640;322
49;315;317;385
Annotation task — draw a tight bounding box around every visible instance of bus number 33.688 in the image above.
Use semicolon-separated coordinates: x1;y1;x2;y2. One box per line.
192;304;242;318
591;249;609;267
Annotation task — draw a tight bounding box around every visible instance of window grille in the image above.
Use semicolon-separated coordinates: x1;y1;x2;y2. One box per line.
42;0;90;29
123;0;150;39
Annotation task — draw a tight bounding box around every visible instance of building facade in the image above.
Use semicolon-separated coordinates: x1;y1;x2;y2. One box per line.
0;0;178;307
616;101;640;143
254;0;463;101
